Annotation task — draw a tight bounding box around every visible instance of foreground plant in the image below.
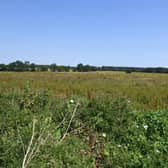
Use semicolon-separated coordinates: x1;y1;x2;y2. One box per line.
21;102;79;168
1;88;168;168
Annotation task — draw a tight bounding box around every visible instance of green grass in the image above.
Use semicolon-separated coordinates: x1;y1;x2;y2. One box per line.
1;71;168;110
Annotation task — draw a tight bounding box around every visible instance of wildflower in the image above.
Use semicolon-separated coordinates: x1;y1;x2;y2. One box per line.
144;125;148;130
117;144;121;148
155;149;160;153
102;133;106;138
70;99;75;104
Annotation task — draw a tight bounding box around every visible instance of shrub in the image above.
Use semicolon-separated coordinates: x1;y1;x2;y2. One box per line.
0;88;168;167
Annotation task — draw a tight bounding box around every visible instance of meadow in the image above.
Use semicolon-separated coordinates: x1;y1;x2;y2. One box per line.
1;71;168;168
0;71;168;110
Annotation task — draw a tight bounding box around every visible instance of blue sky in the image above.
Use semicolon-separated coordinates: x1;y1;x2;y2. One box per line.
0;0;168;67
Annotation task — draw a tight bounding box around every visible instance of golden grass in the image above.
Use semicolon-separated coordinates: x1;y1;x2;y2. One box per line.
1;71;168;110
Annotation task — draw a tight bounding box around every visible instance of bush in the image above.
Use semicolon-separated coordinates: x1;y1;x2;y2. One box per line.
0;88;168;167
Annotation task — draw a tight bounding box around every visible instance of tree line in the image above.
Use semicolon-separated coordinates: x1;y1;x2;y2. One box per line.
0;60;168;73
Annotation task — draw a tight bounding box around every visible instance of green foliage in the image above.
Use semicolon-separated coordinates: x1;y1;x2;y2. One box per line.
0;88;168;167
2;60;168;73
103;110;168;167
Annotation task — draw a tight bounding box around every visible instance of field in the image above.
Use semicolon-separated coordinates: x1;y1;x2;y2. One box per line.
1;71;168;110
1;71;168;168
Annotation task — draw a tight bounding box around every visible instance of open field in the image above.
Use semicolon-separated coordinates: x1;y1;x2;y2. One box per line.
1;71;168;110
1;71;168;167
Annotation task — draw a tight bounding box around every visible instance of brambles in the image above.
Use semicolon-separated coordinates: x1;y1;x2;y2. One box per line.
0;88;168;167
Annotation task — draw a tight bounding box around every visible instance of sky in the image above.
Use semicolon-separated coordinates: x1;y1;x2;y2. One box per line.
0;0;168;67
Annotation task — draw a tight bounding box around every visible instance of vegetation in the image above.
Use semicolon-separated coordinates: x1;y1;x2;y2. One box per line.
1;87;168;168
1;60;168;73
1;71;168;110
1;71;168;167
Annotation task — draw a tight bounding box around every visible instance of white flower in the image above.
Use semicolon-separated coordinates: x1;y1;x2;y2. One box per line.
102;133;106;138
155;149;160;153
144;125;148;130
70;99;74;104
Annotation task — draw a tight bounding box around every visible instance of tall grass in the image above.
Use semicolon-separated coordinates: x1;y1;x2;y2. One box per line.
1;71;168;110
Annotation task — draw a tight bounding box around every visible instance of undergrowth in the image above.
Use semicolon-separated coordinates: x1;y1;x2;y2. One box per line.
0;87;168;168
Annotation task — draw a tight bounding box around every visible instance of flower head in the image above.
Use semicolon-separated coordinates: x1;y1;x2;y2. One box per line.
102;133;106;138
144;125;148;130
70;99;75;104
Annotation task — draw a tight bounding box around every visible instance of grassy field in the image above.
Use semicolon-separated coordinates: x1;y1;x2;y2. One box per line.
1;71;168;167
1;71;168;110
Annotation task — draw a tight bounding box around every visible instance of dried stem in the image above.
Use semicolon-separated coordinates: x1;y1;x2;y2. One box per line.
22;118;36;168
59;103;79;143
21;103;79;168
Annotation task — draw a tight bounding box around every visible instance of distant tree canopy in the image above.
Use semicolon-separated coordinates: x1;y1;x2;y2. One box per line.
77;63;97;72
0;60;168;73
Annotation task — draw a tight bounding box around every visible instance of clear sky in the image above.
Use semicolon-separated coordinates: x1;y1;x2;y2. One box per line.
0;0;168;67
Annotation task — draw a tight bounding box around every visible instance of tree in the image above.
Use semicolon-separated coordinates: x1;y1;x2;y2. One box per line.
7;60;25;71
77;63;84;72
50;64;57;72
0;64;6;71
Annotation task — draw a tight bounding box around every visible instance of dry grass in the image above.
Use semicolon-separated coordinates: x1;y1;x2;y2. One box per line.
1;71;168;110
